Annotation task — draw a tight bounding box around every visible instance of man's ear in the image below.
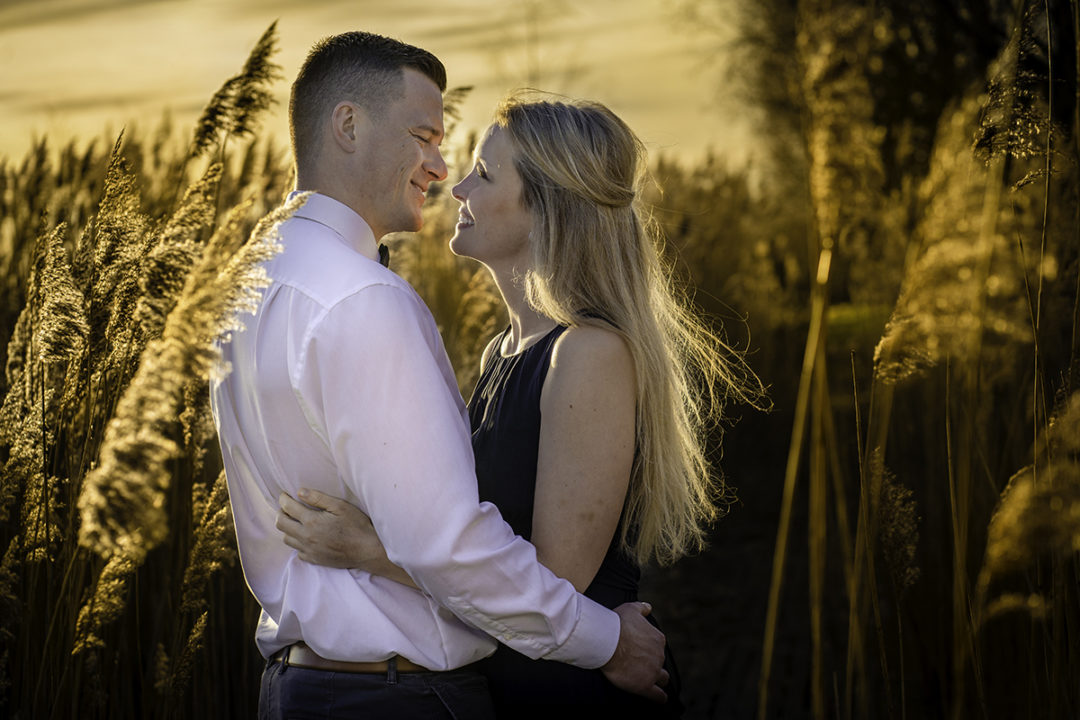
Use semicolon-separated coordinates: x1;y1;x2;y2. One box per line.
330;101;369;152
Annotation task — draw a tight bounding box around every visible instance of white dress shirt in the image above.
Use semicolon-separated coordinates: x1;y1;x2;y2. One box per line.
210;192;620;671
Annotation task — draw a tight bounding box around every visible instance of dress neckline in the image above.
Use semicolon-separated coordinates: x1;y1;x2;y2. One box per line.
498;324;564;359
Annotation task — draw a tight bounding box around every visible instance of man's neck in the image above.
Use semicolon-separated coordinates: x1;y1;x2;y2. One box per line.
292;181;382;239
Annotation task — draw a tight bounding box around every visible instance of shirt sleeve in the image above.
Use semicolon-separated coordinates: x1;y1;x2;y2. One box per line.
293;283;620;668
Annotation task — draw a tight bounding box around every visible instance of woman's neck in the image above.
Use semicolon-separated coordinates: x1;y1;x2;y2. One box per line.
491;267;557;356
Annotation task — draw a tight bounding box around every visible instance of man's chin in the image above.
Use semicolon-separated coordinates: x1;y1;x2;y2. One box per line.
405;212;424;233
386;216;423;236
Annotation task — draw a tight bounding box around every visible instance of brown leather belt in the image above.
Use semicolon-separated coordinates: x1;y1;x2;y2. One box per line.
270;642;429;674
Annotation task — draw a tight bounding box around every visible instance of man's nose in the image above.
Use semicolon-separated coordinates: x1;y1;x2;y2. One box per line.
425;147;448;181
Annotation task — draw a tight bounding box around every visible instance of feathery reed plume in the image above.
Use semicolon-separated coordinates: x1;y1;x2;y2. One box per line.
0;440;17;525
38;223;88;367
981;593;1049;622
978;391;1080;601
1;302;34;437
0;537;21;696
0;538;21;634
19;473;60;563
1045;390;1080;458
0;398;44;528
974;10;1051;167
179;380;215;475
874;93;1036;384
979;464;1080;583
0;230;47;527
71;134;152;389
71;549;135;710
74;133;146;288
872;450;921;592
179;470;235;616
134;163;223;343
0;222;85;541
190;22;282;158
161;612;208;701
0;228;47;447
76;195;300;561
72;551;136;656
797;1;887;264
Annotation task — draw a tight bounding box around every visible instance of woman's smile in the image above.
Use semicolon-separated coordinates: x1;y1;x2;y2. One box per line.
456;207;475;229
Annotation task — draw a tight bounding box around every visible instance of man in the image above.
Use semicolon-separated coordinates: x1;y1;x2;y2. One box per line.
210;31;667;719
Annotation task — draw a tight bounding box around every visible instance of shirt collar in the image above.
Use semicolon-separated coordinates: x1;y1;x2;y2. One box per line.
288;191;379;262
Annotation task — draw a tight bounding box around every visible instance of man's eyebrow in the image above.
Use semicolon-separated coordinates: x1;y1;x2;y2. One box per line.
415;124;444;141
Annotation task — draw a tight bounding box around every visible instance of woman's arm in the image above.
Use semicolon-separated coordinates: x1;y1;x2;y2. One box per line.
532;325;637;592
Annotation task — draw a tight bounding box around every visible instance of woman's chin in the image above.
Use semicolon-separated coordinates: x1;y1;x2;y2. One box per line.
448;235;471;259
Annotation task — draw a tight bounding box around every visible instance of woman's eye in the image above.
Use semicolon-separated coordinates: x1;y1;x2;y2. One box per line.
476;164;488;180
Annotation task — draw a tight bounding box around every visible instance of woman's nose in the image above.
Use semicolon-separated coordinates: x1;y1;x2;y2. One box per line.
451;178;467;201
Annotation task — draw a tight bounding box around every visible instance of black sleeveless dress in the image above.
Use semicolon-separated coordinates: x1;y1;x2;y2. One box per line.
470;326;683;719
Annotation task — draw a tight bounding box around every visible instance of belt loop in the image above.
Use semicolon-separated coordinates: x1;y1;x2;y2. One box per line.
278;645;291;675
387;656;398;685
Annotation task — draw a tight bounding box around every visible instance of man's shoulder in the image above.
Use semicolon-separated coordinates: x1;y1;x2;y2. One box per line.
271;219;417;311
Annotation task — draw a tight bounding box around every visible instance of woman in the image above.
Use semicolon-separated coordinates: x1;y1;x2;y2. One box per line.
277;94;764;717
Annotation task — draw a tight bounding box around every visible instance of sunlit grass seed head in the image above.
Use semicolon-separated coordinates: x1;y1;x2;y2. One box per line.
72;552;136;655
872;449;921;592
874;94;1035;384
180;471;236;616
77;195;293;562
981;463;1080;585
135;164;223;343
980;392;1080;601
38;223;89;367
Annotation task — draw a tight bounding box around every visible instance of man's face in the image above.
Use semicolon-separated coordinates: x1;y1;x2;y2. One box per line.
358;68;448;239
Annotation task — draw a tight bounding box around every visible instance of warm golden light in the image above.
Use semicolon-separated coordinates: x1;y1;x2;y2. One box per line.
0;0;752;166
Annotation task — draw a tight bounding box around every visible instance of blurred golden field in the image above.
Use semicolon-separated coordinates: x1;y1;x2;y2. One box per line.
1;3;1079;718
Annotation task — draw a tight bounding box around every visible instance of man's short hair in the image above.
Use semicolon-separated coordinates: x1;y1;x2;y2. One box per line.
289;31;447;167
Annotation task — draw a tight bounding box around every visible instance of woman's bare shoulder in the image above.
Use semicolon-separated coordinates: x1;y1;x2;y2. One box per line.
552;324;632;367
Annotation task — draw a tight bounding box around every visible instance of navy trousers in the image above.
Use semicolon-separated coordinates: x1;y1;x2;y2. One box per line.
258;659;496;720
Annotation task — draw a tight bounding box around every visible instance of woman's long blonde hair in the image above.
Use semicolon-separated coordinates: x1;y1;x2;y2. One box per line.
496;93;766;566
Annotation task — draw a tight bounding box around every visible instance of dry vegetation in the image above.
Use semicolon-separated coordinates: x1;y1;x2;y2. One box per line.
0;2;1078;718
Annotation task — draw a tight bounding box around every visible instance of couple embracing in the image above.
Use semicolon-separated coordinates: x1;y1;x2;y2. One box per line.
211;29;757;720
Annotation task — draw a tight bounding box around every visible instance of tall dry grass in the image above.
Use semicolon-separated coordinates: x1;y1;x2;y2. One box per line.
743;0;1080;718
0;24;298;718
0;24;497;719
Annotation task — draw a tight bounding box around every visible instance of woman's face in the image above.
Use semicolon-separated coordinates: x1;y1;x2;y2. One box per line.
449;124;535;272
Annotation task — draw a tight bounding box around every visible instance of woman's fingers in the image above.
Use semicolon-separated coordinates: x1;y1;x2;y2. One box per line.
282;531;303;551
275;507;302;536
297;487;337;512
278;491;308;520
291;488;357;519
